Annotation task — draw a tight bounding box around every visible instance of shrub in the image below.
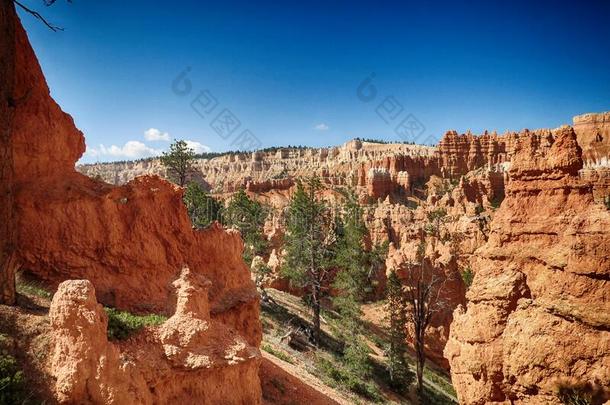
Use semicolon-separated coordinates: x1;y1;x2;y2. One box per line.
261;344;294;364
183;182;223;228
604;195;610;211
0;354;26;404
315;356;383;402
555;378;609;405
16;281;51;299
461;267;474;289
105;308;166;340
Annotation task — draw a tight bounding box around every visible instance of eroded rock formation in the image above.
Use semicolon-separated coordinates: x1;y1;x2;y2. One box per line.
50;270;261;404
445;127;610;404
4;3;263;402
574;112;610;202
8;3;260;346
0;0;17;304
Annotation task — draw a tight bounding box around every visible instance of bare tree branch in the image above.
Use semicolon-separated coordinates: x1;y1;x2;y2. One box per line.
13;0;64;32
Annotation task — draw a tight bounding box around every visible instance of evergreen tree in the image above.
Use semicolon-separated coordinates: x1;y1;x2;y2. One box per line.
331;190;372;375
160;140;196;186
332;190;390;378
225;189;268;264
183;182;223;228
282;177;333;346
386;270;414;392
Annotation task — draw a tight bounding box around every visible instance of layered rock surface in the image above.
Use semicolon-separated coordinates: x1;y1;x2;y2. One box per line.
574;112;610;202
50;270;261;404
8;2;260;345
445;127;610;404
0;0;16;304
4;3;263;403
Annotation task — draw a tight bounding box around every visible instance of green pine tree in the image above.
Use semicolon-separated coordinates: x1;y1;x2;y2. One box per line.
183;182;223;228
281;176;333;346
386;270;414;392
160;139;196;186
225;189;268;264
331;190;373;376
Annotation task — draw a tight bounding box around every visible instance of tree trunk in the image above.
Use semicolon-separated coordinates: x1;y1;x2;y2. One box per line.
0;0;17;305
312;281;321;347
415;330;425;397
416;345;424;396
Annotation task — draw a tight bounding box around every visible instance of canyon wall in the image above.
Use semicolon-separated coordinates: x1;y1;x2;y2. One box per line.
0;0;16;304
80;114;610;208
445;127;610;404
4;4;262;403
574;112;610;202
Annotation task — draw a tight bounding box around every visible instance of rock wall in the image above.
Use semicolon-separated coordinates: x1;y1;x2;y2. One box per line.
573;111;610;167
4;5;263;403
50;271;261;404
445;127;610;404
80;142;439;198
574;112;610;202
436;130;514;178
0;0;16;304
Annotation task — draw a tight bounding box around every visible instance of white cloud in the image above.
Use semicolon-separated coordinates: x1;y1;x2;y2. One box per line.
314;123;329;131
185;140;211;154
144;128;170;141
85;141;163;160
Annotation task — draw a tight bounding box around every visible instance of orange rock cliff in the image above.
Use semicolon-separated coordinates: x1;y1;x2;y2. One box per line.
2;1;262;403
445;127;610;404
3;0;610;402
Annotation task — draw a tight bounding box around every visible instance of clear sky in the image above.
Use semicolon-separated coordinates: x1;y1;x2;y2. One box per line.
18;0;610;163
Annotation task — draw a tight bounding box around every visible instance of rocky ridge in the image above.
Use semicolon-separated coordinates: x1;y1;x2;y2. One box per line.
2;3;262;403
445;127;610;404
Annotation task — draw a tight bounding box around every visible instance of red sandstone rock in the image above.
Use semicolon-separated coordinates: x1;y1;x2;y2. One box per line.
436;130;512;178
50;272;262;404
8;10;261;346
445;127;610;404
0;0;16;305
367;167;393;199
573;112;610;166
4;6;263;403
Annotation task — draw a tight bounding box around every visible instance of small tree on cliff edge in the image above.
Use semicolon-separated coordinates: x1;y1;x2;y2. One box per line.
183;182;223;228
160;140;196;187
281;176;334;346
225;189;268;264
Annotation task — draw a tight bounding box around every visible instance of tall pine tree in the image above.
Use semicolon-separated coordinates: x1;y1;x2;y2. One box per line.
282;177;333;346
386;270;414;392
160;140;196;186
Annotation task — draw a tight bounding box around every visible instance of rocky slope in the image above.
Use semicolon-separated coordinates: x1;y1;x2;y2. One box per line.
445;127;610;404
2;2;262;403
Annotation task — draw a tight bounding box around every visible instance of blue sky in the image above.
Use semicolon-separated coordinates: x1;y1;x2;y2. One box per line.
18;0;610;163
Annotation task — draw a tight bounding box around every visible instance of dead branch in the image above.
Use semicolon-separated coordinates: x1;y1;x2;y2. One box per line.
13;0;64;32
